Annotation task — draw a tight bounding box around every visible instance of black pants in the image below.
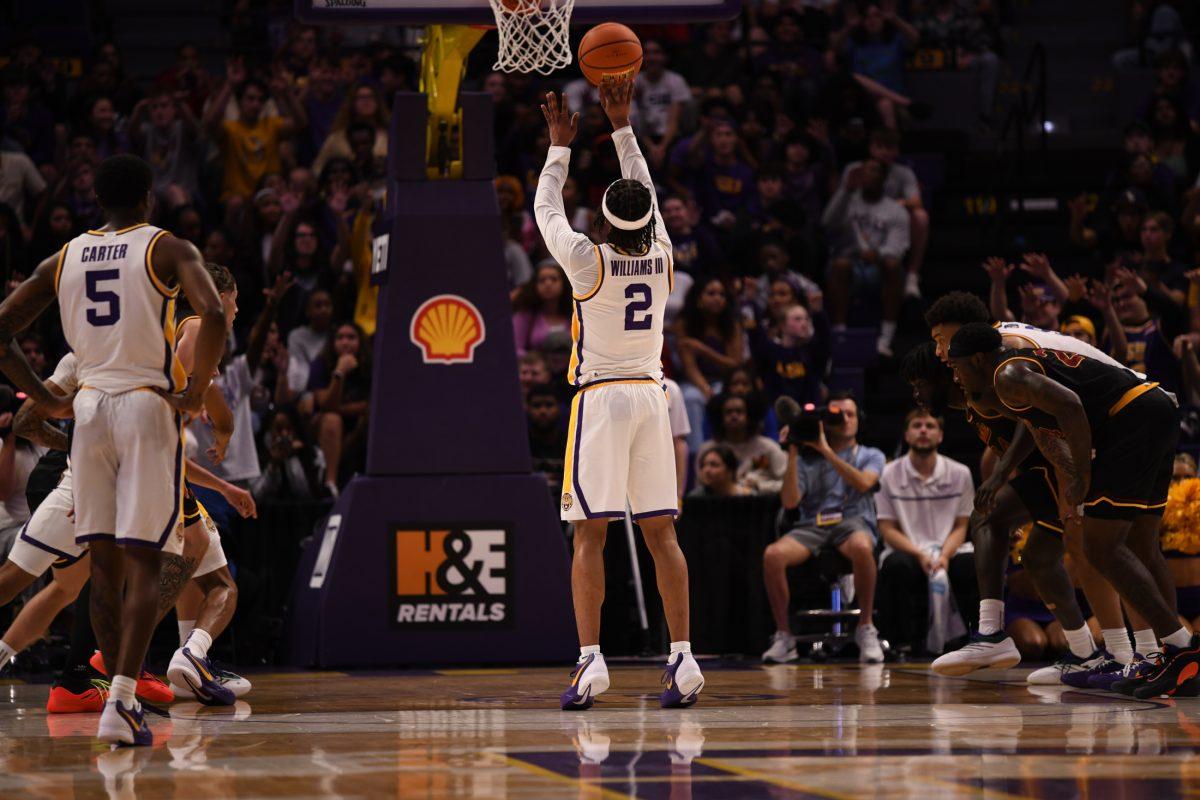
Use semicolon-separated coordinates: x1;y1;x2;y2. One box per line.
876;550;978;652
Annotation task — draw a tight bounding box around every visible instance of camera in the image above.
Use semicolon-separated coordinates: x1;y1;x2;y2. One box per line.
787;403;844;453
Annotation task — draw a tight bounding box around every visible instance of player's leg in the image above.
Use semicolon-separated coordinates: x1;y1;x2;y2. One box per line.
0;561;40;608
559;387;625;710
1;556;88;655
176;582;203;644
88;539;125;684
170;566;240;706
629;384;703;708
836;526;883;663
762;534;813;661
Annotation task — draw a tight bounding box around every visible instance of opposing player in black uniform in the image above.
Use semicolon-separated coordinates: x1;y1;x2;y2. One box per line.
948;323;1199;698
902;343;1101;681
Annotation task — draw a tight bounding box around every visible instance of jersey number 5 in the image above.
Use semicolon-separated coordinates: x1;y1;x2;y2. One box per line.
85;269;121;327
624;283;653;331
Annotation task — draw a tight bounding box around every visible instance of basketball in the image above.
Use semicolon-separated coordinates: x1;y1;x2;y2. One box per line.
578;22;643;86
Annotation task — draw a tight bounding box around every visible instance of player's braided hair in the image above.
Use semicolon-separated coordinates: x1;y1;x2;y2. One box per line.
899;342;946;385
598;178;656;254
924;291;990;329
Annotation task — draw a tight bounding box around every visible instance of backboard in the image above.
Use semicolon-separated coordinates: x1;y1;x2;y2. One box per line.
296;0;740;26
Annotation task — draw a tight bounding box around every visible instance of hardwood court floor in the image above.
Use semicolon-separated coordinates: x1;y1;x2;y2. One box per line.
2;662;1199;798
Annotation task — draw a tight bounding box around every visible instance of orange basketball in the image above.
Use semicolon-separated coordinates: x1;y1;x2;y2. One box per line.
578;23;642;86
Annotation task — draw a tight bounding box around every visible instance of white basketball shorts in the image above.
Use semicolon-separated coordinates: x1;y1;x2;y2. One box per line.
192;504;227;578
560;379;677;522
71;388;184;554
7;471;84;576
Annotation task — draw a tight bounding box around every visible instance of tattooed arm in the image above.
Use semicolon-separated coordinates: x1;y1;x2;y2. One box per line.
995;362;1092;518
12;379;69;451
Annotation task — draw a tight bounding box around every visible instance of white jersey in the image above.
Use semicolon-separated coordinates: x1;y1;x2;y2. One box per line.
995;321;1138;375
56;223;186;395
535;126;673;386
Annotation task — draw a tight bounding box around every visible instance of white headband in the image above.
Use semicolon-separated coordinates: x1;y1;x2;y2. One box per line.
602;183;653;231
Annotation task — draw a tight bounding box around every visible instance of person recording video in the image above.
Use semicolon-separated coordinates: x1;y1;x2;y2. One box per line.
760;391;886;664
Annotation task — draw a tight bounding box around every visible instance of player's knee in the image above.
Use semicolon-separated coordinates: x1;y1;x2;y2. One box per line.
1081;535;1116;570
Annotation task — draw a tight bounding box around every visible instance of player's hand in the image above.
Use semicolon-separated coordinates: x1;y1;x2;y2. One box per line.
155;386;206;416
974;473;1004;513
540;92;579;148
598;75;633;130
39;392;76;420
223;484;258;519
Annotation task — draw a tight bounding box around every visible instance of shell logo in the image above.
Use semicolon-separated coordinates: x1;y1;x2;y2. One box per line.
409;294;487;365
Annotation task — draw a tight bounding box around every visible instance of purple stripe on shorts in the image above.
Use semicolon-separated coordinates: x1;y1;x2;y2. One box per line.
18;517;79;561
632;508;678;520
573;391;592;518
154;412;184;547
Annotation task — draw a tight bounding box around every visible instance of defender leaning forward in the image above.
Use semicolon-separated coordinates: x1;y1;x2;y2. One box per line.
536;77;704;710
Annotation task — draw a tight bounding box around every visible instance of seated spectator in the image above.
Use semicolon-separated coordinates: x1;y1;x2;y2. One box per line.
779;129;835;234
701;392;786;495
752;302;830;406
913;0;1001;124
312;82;389;176
1113;8;1193;71
86;95;130;160
833;3;920;128
674;278;744;454
526;384;567;497
306;322;372;493
270;211;335;333
287;289;333;396
512;261;572;357
1;68;56;168
634;40;691;169
761;392;886;663
252;406;325;501
518;351;552;398
1135;211;1188;305
662;194;723;279
821;158;909;355
56;160;101;231
689;442;751;498
691;120;759;243
875;410;976;655
0;146;46;226
838;129;928;298
28;202;75;263
1109;267;1185;394
1144;48;1200;125
756;240;822;314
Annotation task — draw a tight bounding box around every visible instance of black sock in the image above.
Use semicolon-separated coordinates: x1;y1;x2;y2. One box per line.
55;583;99;690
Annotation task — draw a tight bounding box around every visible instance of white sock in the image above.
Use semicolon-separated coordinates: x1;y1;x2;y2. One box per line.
979;600;1004;636
1134;628;1158;656
178;619;196;648
672;647;703;692
669;641;691;657
186;628;213;661
0;639;16;666
1064;625;1096;659
1103;627;1134;665
1163;627;1193;649
879;321;897;343
110;675;138;708
579;644;601;661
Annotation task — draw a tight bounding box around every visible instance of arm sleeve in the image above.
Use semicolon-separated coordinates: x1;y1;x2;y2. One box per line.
534;145;601;296
611;126;671;251
861;447;887;476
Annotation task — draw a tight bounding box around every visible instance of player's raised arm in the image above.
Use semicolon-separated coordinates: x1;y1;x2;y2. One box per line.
534;91;601;297
600;77;669;251
0;254;72;417
154;237;226;414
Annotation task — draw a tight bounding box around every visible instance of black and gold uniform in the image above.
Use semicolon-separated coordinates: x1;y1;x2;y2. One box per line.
966;403;1062;535
994;347;1177;520
182;485;202;528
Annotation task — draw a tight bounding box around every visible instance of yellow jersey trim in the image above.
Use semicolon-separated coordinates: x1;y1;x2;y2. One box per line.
85;222;150;236
994;356;1045;412
573;246;605;302
1084;496;1168;510
52;243;68;295
1108;382;1159;417
145;230;176;298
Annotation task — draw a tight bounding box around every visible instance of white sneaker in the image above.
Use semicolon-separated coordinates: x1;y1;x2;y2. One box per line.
762;631;798;663
170;668;252;700
1026;650;1103;685
856;624;884;663
560;653;610;710
931;632;1022;676
904;272;921;299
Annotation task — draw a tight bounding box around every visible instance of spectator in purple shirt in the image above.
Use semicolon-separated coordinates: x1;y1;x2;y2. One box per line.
695;120;759;237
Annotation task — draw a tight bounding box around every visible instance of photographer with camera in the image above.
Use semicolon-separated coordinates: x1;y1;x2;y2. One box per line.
761;391;886;663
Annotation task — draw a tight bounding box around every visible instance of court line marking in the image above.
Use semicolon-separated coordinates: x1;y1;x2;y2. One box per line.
502;755;635;799
695;757;861;800
920;776;1037;800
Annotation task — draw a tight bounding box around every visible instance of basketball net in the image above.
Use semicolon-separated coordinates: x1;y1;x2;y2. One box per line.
488;0;575;75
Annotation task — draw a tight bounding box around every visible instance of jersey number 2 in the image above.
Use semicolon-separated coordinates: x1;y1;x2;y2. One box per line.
85;269;121;327
624;283;653;331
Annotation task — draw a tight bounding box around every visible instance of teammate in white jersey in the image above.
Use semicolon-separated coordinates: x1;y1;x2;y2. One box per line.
0;155;226;746
922;292;1158;682
536;79;702;710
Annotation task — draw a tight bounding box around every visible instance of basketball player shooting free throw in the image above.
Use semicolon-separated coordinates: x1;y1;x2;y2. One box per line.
536;77;703;710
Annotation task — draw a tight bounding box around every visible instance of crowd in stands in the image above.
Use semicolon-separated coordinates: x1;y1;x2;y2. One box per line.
4;0;1200;661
